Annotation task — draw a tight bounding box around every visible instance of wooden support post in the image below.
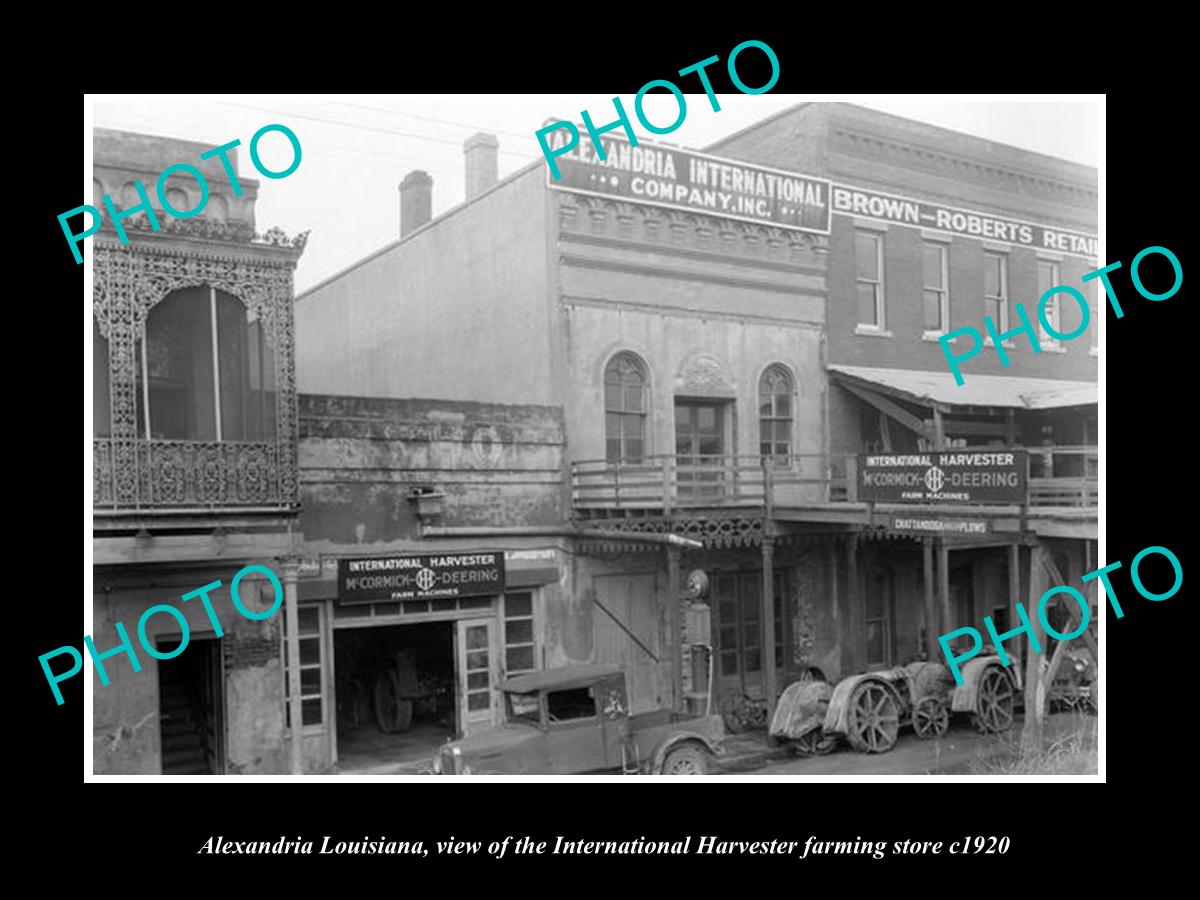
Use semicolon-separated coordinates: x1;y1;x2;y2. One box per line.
923;538;937;659
666;545;682;713
932;406;946;450
1022;543;1048;753
283;559;304;776
1008;541;1022;666
937;538;951;640
846;535;861;675
762;534;777;722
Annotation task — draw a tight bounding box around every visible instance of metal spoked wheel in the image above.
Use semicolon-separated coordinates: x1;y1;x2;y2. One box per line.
792;727;838;757
847;682;900;753
661;744;711;775
972;667;1015;734
912;696;950;739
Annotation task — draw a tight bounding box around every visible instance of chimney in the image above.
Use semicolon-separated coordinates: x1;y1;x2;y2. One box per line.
399;170;432;237
463;132;499;200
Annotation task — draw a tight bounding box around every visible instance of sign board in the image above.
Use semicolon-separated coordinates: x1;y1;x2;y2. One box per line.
832;185;1097;259
859;451;1027;504
889;516;991;535
546;132;831;235
337;553;505;604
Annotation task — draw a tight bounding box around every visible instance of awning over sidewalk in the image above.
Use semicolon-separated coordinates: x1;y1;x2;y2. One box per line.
828;365;1097;410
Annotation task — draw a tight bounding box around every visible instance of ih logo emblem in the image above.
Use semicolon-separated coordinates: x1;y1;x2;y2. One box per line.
416;568;437;591
924;466;945;493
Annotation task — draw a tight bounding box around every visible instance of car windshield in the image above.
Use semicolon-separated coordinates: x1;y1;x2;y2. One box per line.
507;690;540;725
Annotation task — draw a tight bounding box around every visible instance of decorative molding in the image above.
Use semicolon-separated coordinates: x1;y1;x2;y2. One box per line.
675;353;736;398
101;212;310;251
830;127;1098;208
556;193;826;267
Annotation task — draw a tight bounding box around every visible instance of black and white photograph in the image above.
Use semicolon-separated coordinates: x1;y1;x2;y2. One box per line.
80;92;1104;782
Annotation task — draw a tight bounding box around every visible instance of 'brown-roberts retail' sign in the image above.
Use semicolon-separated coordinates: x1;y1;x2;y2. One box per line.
338;553;505;603
859;451;1027;504
545;132;831;234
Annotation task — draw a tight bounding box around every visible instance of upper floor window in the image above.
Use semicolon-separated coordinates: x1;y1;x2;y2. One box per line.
137;285;276;441
758;364;794;462
1037;260;1062;349
855;231;885;329
922;241;950;334
984;251;1009;333
604;352;647;464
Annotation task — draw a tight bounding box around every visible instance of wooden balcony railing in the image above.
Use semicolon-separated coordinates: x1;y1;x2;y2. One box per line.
571;447;1098;513
93;438;297;514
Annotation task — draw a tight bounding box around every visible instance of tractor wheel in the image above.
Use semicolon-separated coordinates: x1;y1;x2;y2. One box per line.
972;667;1016;734
846;682;900;753
912;696;950;740
660;744;711;775
374;671;414;733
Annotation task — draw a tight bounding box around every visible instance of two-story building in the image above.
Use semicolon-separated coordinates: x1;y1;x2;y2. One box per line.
289;103;1097;772
91;129;308;774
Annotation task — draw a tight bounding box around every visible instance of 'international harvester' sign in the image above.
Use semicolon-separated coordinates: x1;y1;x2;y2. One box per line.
859;451;1027;504
338;553;505;603
545;132;831;234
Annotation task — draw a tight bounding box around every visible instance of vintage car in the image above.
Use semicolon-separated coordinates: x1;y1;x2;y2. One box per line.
431;665;724;775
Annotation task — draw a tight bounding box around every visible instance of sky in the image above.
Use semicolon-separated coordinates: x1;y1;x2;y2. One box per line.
91;95;1101;294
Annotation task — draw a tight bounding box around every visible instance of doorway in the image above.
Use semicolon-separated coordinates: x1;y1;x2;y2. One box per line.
158;635;224;775
334;622;457;771
675;399;730;500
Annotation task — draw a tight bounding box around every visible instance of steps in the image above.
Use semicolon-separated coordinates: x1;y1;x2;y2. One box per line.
160;683;212;775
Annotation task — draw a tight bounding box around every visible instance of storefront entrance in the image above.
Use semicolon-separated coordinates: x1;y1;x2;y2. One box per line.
333;621;459;771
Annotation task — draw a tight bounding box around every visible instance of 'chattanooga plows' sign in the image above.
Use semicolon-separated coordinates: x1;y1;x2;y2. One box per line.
858;451;1027;504
338;553;505;603
545;132;831;234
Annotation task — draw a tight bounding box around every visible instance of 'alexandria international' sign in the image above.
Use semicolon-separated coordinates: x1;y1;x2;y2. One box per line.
545;132;831;234
338;553;505;603
831;185;1097;259
859;451;1027;504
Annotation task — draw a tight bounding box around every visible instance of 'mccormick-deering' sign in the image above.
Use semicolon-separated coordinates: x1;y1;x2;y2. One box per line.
338;553;505;603
859;451;1027;504
545;132;831;234
831;185;1098;260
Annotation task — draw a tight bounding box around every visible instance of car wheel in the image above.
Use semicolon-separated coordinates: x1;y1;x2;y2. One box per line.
661;744;710;775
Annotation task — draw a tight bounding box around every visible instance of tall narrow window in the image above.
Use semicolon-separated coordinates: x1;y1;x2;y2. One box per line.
502;592;537;677
604;352;647;464
922;241;949;333
283;605;324;729
855;231;885;329
864;566;895;668
984;251;1009;334
1037;260;1062;348
140;286;276;441
758;364;793;462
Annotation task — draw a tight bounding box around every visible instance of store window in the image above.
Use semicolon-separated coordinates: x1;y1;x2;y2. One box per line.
604;352;648;464
922;241;950;334
139;285;276;441
1037;259;1062;349
283;605;324;728
758;364;794;462
984;251;1009;333
855;231;885;329
502;591;537;677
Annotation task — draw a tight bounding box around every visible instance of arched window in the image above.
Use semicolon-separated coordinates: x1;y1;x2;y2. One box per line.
137;286;276;441
93;318;110;438
604;352;647;464
758;364;793;461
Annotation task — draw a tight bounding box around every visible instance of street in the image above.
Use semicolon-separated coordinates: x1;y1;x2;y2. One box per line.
718;712;1097;776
